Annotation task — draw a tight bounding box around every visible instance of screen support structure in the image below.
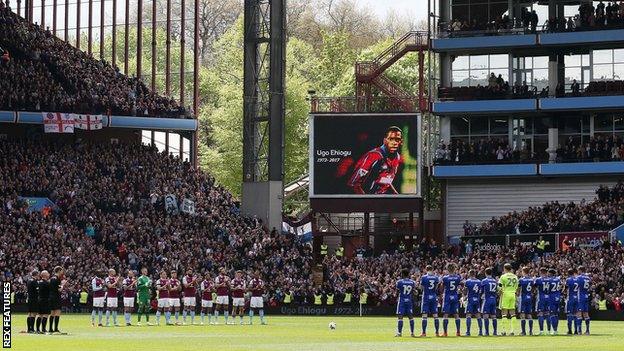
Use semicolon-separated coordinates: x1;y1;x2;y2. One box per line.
242;0;286;231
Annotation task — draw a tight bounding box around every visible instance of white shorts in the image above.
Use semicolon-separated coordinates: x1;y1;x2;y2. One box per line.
232;297;245;307
183;297;196;307
169;298;181;308
201;300;213;308
216;295;229;305
106;297;118;308
158;298;170;308
250;296;264;309
123;297;135;308
93;297;105;308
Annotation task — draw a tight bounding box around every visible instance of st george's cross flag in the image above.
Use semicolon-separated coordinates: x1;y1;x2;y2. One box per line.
43;112;75;133
75;114;103;130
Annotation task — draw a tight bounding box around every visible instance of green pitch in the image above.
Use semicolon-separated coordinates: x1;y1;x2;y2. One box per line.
9;314;623;351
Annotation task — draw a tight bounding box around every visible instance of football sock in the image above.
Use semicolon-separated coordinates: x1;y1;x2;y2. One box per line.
500;318;506;334
224;311;229;323
259;310;265;323
125;312;131;324
483;319;489;335
409;319;414;334
477;318;482;334
528;319;534;334
443;318;448;334
183;310;187;323
91;310;96;324
191;311;195;324
175;311;180;322
54;316;60;331
105;310;110;325
492;318;498;335
112;311;118;325
585;318;590;333
156;310;161;324
455;318;460;333
249;310;254;323
567;315;573;333
36;317;41;332
397;319;403;334
421;317;427;334
575;317;582;333
98;309;103;324
214;310;219;322
510;316;516;333
27;316;33;332
538;315;544;331
466;317;471;334
521;319;526;334
41;317;48;333
434;318;439;334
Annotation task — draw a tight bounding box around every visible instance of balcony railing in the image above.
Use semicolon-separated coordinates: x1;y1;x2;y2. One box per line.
310;96;418;114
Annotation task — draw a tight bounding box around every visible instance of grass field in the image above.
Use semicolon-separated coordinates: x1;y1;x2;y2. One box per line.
9;314;624;351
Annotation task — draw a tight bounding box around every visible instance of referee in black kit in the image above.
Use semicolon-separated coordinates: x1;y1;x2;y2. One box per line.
26;270;40;333
49;266;65;333
36;270;51;334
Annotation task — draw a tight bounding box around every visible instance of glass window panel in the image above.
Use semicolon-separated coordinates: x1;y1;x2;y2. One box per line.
566;55;581;67
534;135;549;159
614;115;624;131
470;117;489;135
565;67;582;84
490;117;508;135
558;117;581;134
593;50;613;64
452;5;470;21
489;55;508;69
470;55;488;70
470;69;489;86
594;115;613;132
582;115;590;134
451;117;469;135
533;56;549;69
614;64;624;80
593;64;613;81
453;56;469;70
581;54;590;65
533;69;549;89
534;117;553;134
452;70;470;87
614;49;624;63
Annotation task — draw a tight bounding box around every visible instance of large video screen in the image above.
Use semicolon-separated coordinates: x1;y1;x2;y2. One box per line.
310;114;421;198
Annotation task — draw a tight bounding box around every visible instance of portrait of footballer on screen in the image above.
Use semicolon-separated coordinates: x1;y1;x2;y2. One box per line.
312;115;418;196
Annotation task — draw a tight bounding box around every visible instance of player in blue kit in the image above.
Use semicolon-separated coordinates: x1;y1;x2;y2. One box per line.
575;265;591;335
534;267;551;335
480;267;498;336
463;269;482;336
548;268;562;335
419;265;440;337
395;268;417;337
564;268;579;335
440;263;462;336
518;266;535;336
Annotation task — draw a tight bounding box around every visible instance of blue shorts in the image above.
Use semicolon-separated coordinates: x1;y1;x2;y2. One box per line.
466;297;480;314
565;298;578;315
577;297;589;313
396;300;413;316
535;294;550;313
442;295;459;314
420;295;438;315
549;296;561;313
518;294;533;314
480;297;497;315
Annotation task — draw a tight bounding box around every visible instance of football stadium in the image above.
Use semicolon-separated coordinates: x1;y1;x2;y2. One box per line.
2;0;624;350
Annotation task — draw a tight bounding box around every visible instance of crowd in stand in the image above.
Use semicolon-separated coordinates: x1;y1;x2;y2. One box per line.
465;182;624;236
0;4;188;117
1;140;313;307
446;1;624;36
435;135;624;165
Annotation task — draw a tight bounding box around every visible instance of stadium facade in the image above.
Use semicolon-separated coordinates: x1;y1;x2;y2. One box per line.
432;0;624;238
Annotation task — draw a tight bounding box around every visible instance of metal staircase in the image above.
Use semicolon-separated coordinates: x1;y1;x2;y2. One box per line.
355;31;429;112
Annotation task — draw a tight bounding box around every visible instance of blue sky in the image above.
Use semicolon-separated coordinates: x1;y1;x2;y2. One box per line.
362;0;428;22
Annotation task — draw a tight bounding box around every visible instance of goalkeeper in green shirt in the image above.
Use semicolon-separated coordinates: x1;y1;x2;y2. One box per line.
498;263;519;335
136;267;152;325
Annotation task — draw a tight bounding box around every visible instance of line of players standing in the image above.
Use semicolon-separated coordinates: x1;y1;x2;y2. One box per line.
394;263;592;337
89;267;267;327
25;266;67;334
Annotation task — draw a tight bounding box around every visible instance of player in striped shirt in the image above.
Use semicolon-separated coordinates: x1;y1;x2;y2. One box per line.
122;270;137;326
200;272;214;325
182;269;197;325
105;268;120;327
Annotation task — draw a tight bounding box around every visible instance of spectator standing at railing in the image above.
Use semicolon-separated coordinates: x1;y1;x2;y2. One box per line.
571;79;581;96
